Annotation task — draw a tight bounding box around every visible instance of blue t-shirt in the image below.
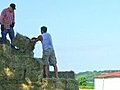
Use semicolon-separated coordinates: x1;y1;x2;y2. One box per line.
41;33;54;51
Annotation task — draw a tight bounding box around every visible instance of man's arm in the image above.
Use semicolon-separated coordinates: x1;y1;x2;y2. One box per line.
0;10;6;31
37;35;43;41
13;12;15;23
31;35;43;43
0;9;6;25
10;12;15;28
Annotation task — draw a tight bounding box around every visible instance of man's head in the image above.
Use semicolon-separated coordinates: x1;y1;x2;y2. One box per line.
41;26;47;34
9;3;16;12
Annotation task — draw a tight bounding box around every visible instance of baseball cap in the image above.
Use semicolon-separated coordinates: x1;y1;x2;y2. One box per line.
10;3;16;10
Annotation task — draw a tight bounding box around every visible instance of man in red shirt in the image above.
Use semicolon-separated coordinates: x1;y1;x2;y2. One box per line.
0;3;16;46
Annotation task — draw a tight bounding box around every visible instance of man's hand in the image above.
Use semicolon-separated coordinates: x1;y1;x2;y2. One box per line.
31;37;37;43
1;25;5;31
10;22;15;28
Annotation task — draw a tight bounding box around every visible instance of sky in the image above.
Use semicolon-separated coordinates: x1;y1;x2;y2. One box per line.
0;0;120;73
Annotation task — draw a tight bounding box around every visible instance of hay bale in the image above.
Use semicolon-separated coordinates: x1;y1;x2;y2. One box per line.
12;33;35;54
11;48;34;57
40;78;65;90
40;78;79;90
41;78;55;90
0;84;20;90
49;71;75;79
55;78;67;89
0;55;43;81
66;79;79;90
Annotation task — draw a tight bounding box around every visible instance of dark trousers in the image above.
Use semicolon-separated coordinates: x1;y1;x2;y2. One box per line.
1;28;15;44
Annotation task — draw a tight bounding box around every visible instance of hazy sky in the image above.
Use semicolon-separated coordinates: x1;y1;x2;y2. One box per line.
0;0;120;73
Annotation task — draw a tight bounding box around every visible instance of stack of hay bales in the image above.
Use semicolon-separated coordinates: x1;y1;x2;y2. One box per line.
0;33;79;90
0;42;43;90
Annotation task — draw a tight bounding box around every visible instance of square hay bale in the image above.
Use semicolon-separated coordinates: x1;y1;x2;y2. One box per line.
0;57;14;81
0;83;24;90
41;78;49;90
2;68;26;81
8;55;26;69
66;79;79;90
25;68;43;82
34;58;43;70
8;56;43;70
55;78;67;90
44;78;56;89
11;49;34;57
23;58;42;69
49;71;75;79
0;55;43;81
0;81;38;90
0;65;25;81
22;58;43;81
12;33;30;50
40;78;66;90
12;33;35;54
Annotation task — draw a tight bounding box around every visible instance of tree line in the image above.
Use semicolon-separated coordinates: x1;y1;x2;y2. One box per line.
75;70;120;89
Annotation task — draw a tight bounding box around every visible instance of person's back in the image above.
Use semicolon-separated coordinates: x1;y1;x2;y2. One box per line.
41;33;54;51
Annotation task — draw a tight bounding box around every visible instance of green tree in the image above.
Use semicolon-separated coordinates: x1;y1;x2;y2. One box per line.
77;76;87;88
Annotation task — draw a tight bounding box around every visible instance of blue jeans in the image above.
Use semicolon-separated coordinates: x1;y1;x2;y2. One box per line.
1;28;15;44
